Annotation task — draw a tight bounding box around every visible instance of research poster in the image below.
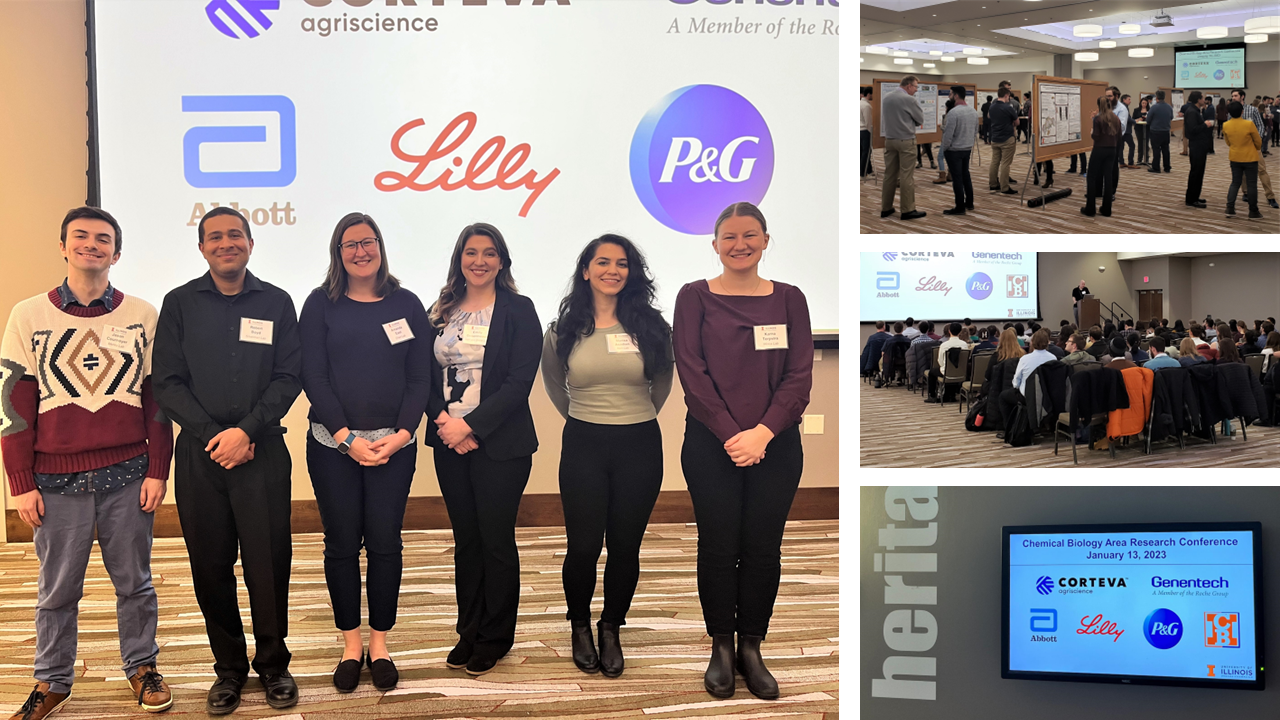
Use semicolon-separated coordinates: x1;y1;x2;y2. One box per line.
1037;83;1081;146
937;88;949;129
1173;90;1186;111
1008;530;1258;682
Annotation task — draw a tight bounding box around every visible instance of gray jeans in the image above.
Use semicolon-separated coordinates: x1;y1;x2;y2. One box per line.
34;477;158;694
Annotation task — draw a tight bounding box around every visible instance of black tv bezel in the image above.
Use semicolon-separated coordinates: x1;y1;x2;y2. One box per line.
1173;41;1248;90
1001;521;1265;691
859;252;1042;324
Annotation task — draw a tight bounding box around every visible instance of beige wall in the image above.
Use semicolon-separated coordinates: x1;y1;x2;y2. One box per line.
0;0;840;532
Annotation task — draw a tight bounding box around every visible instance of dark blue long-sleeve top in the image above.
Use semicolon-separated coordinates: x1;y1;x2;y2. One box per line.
299;286;432;435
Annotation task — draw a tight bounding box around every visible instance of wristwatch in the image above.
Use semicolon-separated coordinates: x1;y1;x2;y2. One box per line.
337;431;353;455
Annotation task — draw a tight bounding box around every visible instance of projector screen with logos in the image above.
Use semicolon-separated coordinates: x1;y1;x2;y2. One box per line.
859;251;1040;323
90;0;839;332
1175;44;1246;89
1003;523;1263;690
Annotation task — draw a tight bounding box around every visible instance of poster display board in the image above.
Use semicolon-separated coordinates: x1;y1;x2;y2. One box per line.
1030;75;1108;164
1160;87;1187;133
870;78;942;149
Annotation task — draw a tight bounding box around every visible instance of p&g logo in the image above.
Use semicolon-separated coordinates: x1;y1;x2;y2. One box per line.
205;0;279;39
182;95;296;188
1144;608;1183;650
630;84;774;234
966;272;993;300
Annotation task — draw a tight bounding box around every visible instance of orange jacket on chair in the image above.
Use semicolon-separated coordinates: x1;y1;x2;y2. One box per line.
1108;366;1154;439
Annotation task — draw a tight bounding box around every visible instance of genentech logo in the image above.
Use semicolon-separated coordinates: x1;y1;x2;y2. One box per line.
630;85;774;234
375;112;560;218
1143;608;1183;650
205;0;279;39
1205;612;1241;648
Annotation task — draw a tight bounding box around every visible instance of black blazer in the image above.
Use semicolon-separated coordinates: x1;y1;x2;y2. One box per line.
426;288;541;462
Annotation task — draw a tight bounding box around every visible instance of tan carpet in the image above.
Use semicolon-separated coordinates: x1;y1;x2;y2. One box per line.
861;133;1280;234
860;378;1280;467
0;521;838;718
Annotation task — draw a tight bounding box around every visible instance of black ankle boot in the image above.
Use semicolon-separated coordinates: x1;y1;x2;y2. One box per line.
570;620;600;673
597;621;624;678
736;634;779;700
704;634;736;698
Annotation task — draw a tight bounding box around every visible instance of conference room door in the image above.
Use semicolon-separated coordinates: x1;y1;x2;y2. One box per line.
1138;289;1163;322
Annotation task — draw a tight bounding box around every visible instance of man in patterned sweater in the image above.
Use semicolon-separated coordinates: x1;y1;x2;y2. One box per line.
1;207;174;719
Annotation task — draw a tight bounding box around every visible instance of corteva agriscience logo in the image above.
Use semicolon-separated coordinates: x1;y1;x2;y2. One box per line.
1040;576;1128;595
206;0;279;39
630;85;773;234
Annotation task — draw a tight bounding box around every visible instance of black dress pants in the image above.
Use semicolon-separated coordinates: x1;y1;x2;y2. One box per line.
861;129;872;176
917;143;934;166
1124;132;1136;165
681;415;803;638
434;443;532;660
1136;125;1148;164
559;418;663;626
1150;130;1171;171
1186;147;1207;204
174;432;293;680
944;149;972;209
1068;152;1088;173
1112;136;1124;194
307;436;417;632
1085;146;1116;213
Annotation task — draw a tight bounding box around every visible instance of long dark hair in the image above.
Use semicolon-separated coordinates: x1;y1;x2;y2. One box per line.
553;235;672;380
322;212;400;302
429;223;518;328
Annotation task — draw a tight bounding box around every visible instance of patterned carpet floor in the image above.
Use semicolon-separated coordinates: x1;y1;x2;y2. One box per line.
0;521;839;719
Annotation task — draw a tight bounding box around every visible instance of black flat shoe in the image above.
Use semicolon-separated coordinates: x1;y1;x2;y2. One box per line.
704;634;736;698
570;620;600;674
206;676;245;716
369;654;399;692
332;655;363;693
466;655;499;676
880;209;896;218
942;207;966;215
261;671;298;710
597;621;624;678
446;638;473;669
737;634;780;700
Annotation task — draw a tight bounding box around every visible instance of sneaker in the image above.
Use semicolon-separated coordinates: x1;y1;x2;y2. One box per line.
128;666;173;713
9;683;70;720
446;639;474;669
1249;208;1265;219
1226;207;1236;216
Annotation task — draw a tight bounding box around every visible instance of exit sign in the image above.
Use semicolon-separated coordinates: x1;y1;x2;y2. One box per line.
1144;276;1149;283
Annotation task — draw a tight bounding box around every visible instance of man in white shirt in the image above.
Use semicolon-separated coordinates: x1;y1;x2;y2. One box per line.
902;317;921;340
925;322;969;403
1107;86;1128;201
861;86;873;177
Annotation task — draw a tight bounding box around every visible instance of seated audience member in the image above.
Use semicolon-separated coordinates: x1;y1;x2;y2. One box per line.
1085;327;1108;359
1178;338;1206;367
1229;320;1243;343
1126;333;1149;363
974;325;1000;351
1062;334;1092;365
1045;338;1066;360
910;321;936;346
1174;319;1186;334
1218;337;1243;364
1191;326;1219;360
1262;331;1280;372
1144;336;1180;370
926;322;969;403
862;321;892;375
926;321;942;341
902;317;920;340
997;329;1055;434
1240;330;1261;356
995;328;1025;364
1120;319;1139;339
1205;318;1218;339
967;325;979;342
1106;336;1136;370
1102;321;1117;340
1260;322;1276;349
1013;322;1027;346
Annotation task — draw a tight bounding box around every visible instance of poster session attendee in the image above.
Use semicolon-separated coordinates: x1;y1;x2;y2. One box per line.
541;235;673;678
1134;97;1150;166
2;207;175;719
941;85;978;215
987;88;1020;195
880;75;927;221
426;223;541;677
674;202;813;701
1146;90;1174;174
152;206;303;715
1231;89;1280;209
860;86;873;177
1222;101;1264;219
1183;91;1212;209
1081;96;1121;218
299;213;432;693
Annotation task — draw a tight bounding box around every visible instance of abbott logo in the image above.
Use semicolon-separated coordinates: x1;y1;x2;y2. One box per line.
876;272;900;290
182;96;297;188
630;84;774;234
206;0;279;39
1030;608;1057;633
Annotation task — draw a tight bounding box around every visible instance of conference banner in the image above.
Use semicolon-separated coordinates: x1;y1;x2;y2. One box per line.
92;0;840;331
859;251;1039;322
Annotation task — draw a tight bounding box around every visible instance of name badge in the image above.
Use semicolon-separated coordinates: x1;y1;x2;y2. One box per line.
239;317;274;345
100;325;136;353
383;318;415;345
462;324;489;346
607;333;640;354
754;324;788;350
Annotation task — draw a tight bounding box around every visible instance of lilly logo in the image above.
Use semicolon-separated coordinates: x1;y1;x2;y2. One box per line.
206;0;279;39
630;85;774;234
1035;576;1055;595
966;272;993;300
1144;608;1183;650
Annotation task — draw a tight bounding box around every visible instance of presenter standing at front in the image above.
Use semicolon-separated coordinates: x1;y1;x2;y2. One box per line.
674;202;812;701
1072;280;1090;327
152;207;303;715
426;224;541;677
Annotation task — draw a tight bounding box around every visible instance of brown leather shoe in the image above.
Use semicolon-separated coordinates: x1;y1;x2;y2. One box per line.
127;666;173;713
9;683;70;720
932;171;950;184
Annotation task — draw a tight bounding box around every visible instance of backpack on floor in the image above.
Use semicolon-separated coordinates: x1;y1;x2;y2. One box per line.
1005;405;1036;447
965;395;989;432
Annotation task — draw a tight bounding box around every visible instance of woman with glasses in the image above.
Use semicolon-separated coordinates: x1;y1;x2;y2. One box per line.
299;213;432;693
673;202;812;701
540;234;673;678
426;223;541;677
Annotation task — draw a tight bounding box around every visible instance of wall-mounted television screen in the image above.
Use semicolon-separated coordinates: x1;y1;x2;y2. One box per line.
1002;522;1264;690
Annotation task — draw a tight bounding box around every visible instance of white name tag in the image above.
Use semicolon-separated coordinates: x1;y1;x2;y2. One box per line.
607;333;640;354
462;324;489;346
754;324;788;350
239;317;274;345
100;325;136;353
382;318;415;345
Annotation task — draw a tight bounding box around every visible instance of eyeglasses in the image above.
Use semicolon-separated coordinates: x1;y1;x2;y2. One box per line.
340;238;378;253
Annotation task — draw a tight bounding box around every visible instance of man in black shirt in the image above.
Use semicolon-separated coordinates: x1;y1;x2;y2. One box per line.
152;207;302;716
1071;280;1090;326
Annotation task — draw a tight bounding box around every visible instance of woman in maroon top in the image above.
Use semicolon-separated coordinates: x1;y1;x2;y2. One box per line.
673;202;813;701
1082;95;1122;217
